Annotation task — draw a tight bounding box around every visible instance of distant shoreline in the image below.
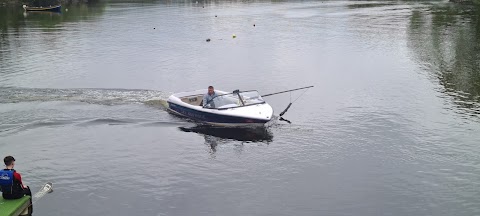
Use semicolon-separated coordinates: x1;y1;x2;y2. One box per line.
1;0;96;6
2;0;479;6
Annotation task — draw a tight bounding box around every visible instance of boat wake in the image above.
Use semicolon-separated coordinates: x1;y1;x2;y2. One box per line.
0;87;170;106
32;182;53;204
144;98;169;110
0;118;190;137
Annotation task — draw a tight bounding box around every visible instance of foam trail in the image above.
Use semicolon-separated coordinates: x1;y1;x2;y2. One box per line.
144;98;169;109
0;87;170;106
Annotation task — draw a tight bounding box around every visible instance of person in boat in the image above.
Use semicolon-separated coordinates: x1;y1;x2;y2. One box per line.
0;156;32;200
203;86;218;108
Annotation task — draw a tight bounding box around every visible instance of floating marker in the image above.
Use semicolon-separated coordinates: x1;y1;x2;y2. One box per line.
232;34;236;38
206;38;211;42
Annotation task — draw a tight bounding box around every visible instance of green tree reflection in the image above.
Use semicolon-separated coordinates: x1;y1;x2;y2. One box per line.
408;3;480;115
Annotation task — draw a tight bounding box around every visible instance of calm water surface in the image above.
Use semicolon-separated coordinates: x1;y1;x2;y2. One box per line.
1;1;480;215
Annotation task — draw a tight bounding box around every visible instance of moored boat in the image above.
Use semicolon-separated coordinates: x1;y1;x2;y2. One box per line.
23;4;62;12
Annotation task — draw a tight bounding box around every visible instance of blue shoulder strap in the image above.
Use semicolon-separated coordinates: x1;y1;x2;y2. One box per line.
0;170;14;185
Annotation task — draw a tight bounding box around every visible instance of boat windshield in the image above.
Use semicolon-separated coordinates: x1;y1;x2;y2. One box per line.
205;90;265;109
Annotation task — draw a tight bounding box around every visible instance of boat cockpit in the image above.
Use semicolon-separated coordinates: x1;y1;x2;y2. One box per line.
179;90;265;109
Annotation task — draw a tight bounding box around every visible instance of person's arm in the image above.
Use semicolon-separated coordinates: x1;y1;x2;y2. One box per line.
14;172;26;189
203;94;208;107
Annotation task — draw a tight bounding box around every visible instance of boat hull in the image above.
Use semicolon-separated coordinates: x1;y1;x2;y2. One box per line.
166;89;274;127
25;5;61;12
168;101;271;126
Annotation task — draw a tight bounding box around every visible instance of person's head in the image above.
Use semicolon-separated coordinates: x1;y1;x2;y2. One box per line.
208;86;215;95
4;156;15;168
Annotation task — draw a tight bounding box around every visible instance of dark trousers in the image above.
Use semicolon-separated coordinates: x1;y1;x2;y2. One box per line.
2;186;32;199
24;186;32;197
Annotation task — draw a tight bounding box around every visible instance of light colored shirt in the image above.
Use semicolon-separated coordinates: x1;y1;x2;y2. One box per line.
203;92;218;107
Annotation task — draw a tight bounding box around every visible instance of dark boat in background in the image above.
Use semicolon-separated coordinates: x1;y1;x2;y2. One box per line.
23;4;61;12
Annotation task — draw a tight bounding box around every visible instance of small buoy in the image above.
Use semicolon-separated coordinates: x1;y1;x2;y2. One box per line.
232;34;236;38
206;38;211;42
215;15;217;17
253;24;255;27
153;27;156;29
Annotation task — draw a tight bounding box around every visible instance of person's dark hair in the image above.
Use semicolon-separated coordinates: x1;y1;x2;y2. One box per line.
208;86;214;89
4;156;15;166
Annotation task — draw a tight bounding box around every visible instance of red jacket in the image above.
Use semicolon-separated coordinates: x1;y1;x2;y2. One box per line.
13;171;25;189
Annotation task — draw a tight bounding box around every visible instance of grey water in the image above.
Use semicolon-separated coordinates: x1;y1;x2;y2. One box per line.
1;1;480;215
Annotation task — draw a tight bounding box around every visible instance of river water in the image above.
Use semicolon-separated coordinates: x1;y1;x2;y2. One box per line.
1;1;480;215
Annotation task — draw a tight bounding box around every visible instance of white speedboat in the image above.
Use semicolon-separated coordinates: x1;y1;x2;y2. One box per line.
167;89;274;127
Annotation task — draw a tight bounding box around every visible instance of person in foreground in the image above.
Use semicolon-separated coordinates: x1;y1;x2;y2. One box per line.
0;156;32;199
203;86;218;108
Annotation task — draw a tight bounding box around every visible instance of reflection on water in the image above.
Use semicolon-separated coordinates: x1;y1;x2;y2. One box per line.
178;125;273;142
408;3;480;117
0;0;106;53
0;2;106;79
0;1;105;29
179;125;273;152
347;2;396;9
